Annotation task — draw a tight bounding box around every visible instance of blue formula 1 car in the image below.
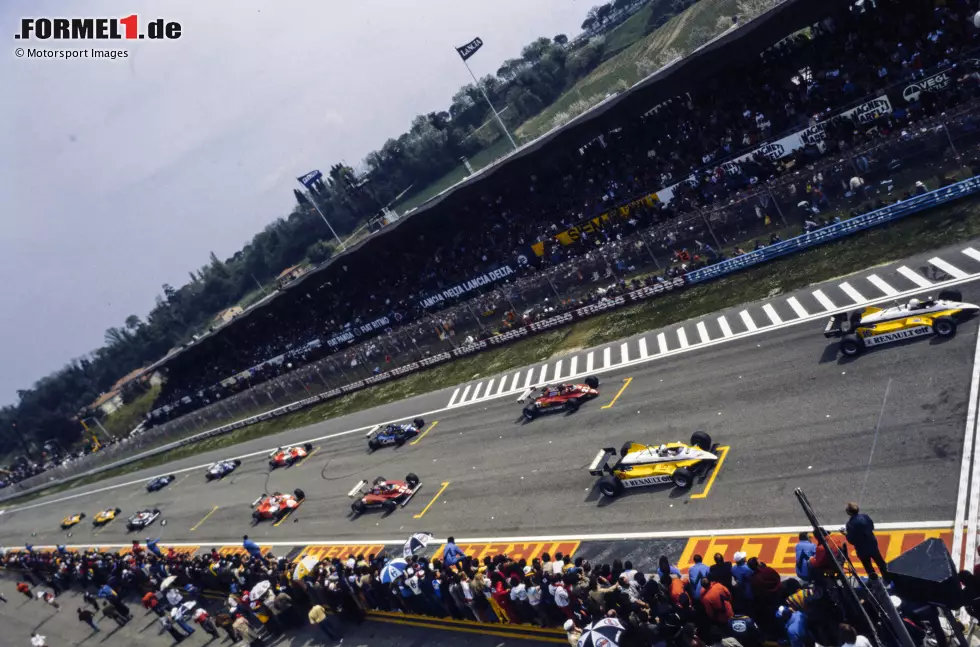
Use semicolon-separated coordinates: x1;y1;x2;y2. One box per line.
145;475;176;492
205;459;242;481
366;418;426;452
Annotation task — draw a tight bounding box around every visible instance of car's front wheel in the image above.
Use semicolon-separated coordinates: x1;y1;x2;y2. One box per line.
405;473;420;488
584;376;599;389
672;467;694;489
690;431;712;452
597;475;623;498
294;488;306;500
351;500;367;515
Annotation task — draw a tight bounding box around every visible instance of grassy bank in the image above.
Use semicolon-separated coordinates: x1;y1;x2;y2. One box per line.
5;191;980;508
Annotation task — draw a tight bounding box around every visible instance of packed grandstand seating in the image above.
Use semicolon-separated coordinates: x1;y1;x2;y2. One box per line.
145;0;980;426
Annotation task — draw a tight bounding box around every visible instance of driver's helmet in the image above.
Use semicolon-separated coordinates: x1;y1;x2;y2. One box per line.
909;298;921;308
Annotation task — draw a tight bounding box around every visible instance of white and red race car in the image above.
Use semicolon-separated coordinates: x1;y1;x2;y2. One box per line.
251;490;305;523
268;443;314;469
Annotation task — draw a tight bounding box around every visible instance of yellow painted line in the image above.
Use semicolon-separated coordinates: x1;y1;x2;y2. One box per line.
413;481;450;519
273;503;302;527
601;377;633;409
296;446;320;467
367;614;566;643
410;421;439;445
690;445;730;500
190;506;220;531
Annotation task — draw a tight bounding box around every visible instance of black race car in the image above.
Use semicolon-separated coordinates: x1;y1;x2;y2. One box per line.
146;475;176;492
126;509;162;531
366;419;425;452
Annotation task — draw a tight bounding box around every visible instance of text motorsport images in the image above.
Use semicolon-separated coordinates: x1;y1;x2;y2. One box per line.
15;48;129;60
14;16;182;41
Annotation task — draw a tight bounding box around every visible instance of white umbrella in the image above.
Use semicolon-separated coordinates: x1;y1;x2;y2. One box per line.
250;580;271;600
379;558;408;584
403;532;433;558
578;617;626;647
293;555;319;580
159;575;177;590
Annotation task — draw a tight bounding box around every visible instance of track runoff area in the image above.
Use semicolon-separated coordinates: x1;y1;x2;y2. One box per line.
7;243;980;583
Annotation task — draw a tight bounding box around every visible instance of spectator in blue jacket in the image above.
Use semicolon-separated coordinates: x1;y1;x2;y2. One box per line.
778;605;808;647
844;503;888;579
242;535;263;560
442;537;466;567
795;532;816;582
146;537;164;558
732;552;753;599
687;554;710;601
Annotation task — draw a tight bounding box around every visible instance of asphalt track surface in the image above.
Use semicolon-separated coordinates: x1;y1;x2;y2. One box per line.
3;245;979;550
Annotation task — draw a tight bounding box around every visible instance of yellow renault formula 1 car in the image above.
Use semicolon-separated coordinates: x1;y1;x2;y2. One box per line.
588;431;718;497
824;289;979;357
61;513;86;529
93;507;123;527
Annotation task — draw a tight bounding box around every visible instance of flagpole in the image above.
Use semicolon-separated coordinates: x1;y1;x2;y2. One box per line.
298;181;347;252
460;58;518;151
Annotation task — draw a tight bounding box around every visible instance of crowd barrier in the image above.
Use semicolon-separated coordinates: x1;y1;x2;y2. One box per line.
4;175;980;505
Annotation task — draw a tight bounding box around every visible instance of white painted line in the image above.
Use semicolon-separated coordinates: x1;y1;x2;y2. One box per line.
677;328;689;349
739;310;757;331
470;382;483;401
786;297;808;318
839;281;866;304
657;332;668;354
638;338;648;359
762;304;782;325
812;290;836;311
620;342;629;363
896;266;932;288
484;378;495;399
867;274;899;297
954;317;980;572
553;360;563;383
586;352;594;374
496;378;507;396
696;321;710;344
537;365;548;384
964;247;980;263
569;356;578;379
930;257;968;279
717;316;733;338
523;370;534;389
510;372;521;392
447;388;460;407
603;347;611;368
31;520;952;551
458;384;471;404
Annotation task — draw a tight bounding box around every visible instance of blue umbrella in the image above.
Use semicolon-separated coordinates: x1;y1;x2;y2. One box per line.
379;558;408;584
97;584;116;599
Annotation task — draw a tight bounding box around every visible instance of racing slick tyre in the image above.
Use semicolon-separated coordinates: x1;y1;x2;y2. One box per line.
206;473;216;481
671;467;694;489
939;289;962;302
597;475;623;498
252;511;262;523
522;406;538;421
405;473;420;488
585;376;599;389
114;508;121;515
395;437;406;447
565;398;580;413
840;334;864;357
127;524;136;532
303;443;314;452
294;488;306;500
269;460;277;468
276;508;289;521
382;500;397;514
690;431;712;452
233;460;241;467
413;418;425;429
153;508;161;515
367;441;379;452
79;513;86;519
351;500;367;515
934;316;957;338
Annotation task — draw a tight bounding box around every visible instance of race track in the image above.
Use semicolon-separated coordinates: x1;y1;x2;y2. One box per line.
2;244;979;553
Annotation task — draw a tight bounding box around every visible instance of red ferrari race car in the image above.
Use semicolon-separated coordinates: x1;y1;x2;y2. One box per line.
348;474;421;517
517;377;600;421
268;443;314;469
251;489;305;523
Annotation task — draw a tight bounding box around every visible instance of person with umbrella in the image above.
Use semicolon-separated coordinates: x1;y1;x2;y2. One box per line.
577;616;626;647
403;532;433;558
170;602;197;635
564;619;583;646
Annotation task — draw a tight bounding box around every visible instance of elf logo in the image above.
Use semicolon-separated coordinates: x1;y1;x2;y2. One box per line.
863;325;931;346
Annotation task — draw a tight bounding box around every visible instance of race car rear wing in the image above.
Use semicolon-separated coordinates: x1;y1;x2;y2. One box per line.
348;480;368;498
364;425;381;439
516;388;534;404
824;313;846;339
588;447;618;476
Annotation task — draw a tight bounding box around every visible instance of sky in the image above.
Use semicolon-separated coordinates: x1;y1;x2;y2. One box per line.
0;0;590;406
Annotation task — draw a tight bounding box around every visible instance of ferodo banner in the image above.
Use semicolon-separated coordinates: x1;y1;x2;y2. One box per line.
555;192;660;246
419;265;516;308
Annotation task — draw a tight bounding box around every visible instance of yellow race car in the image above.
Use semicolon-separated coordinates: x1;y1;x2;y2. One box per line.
61;513;86;529
93;507;122;527
824;290;978;357
588;431;718;497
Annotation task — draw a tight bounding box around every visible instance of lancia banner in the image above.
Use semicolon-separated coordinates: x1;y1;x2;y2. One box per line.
456;37;483;61
297;170;323;189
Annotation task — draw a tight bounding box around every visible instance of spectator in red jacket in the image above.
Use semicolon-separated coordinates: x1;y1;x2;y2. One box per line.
701;577;734;626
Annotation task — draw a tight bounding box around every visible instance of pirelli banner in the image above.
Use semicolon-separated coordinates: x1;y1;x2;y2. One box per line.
554;192;661;246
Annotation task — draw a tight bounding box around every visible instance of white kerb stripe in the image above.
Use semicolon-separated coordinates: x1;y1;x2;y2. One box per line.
963;247;980;263
638;338;648;358
569;356;578;378
603;347;611;368
496;378;507;396
552;361;562;382
955;310;980;572
762;304;782;325
620;342;629;363
485;378;495;398
537;365;547;384
717;316;733;338
896;266;932;288
510;372;521;391
786;297;808;318
839;281;867;304
677;328;689;349
739;310;757;331
470;382;483;401
867;274;899;297
448;388;461;407
930;257;968;279
812;290;836;311
696;321;710;344
523;370;534;389
656;332;667;354
586;352;594;373
459;384;471;403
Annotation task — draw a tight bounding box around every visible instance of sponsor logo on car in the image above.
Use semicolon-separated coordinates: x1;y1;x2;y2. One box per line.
863;325;931;346
622;475;673;488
